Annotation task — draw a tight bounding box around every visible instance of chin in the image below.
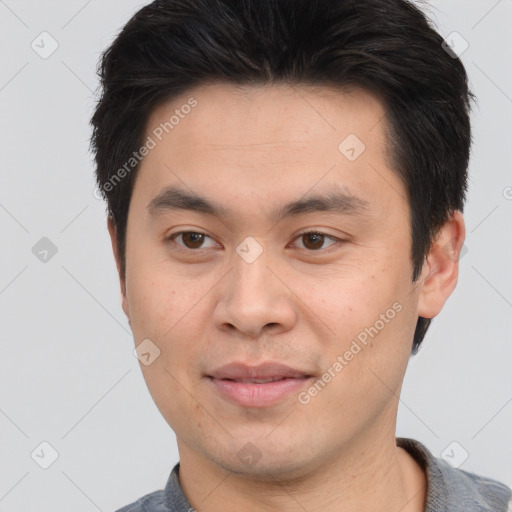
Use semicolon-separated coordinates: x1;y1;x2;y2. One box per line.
206;437;319;483
216;456;310;482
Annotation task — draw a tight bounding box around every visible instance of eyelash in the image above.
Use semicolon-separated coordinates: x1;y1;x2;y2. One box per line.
166;230;343;253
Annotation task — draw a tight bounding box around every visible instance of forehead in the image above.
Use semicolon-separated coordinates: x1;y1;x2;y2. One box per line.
132;82;406;223
146;82;388;149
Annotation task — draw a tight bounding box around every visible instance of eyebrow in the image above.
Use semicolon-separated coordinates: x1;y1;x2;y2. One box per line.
146;185;371;223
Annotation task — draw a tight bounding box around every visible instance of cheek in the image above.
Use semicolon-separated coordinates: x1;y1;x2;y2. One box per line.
303;266;413;386
126;263;193;338
138;362;191;436
288;264;390;341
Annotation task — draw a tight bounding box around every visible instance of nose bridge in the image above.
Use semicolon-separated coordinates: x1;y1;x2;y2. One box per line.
231;238;276;305
214;237;295;337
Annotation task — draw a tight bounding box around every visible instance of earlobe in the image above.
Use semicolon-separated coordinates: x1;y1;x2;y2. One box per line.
416;210;466;319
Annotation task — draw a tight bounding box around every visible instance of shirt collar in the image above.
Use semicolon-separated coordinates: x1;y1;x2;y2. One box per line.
163;438;511;512
163;462;194;511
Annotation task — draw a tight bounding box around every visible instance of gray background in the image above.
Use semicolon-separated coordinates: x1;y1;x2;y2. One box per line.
0;0;511;510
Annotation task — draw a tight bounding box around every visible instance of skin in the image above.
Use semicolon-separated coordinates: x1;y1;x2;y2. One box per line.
108;83;465;512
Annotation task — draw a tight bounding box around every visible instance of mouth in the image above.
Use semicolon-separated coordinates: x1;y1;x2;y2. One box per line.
206;362;314;407
215;376;306;384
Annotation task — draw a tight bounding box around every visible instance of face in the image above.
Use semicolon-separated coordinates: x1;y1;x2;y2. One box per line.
108;83;453;478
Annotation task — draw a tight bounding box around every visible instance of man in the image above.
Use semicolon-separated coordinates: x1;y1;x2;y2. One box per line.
90;0;511;510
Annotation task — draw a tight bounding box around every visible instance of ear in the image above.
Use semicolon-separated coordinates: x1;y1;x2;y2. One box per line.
416;210;466;319
107;216;130;319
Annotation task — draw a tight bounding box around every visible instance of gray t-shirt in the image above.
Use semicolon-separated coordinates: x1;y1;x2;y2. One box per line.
116;437;512;511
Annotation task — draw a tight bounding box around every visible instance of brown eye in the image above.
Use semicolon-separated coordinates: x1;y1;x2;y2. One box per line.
295;231;338;251
169;231;218;250
180;232;205;249
302;233;324;250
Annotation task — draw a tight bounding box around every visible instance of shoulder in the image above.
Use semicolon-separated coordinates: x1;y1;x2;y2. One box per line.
397;437;512;512
115;489;167;512
434;459;511;511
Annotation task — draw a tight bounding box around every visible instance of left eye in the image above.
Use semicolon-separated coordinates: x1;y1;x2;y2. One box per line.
292;231;339;251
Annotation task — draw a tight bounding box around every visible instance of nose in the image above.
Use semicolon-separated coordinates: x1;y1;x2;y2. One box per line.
212;243;297;339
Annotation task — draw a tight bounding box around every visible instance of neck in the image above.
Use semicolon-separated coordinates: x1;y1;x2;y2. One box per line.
177;429;426;512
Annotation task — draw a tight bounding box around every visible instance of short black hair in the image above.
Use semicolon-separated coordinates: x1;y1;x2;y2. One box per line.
90;0;474;355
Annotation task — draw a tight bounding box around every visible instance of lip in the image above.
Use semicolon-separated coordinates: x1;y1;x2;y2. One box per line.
207;362;314;408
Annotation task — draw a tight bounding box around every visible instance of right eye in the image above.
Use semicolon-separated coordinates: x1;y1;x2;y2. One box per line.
167;231;220;251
